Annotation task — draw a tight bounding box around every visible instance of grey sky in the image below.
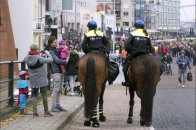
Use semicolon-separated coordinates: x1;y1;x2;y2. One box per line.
180;0;195;21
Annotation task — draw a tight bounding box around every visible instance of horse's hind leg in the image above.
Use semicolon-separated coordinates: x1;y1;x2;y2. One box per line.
99;85;106;122
127;87;134;124
91;106;100;127
136;90;145;126
84;106;100;127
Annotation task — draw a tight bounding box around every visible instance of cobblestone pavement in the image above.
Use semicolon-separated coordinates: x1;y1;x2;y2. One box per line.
152;59;195;130
63;85;152;130
0;58;195;130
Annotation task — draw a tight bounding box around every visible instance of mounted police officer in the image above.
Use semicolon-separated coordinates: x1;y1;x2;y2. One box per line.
122;20;153;86
82;21;118;85
81;20;110;55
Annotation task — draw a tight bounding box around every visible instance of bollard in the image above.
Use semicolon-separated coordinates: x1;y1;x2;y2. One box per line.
8;61;14;106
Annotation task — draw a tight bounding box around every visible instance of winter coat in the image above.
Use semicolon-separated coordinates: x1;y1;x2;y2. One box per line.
176;55;191;70
66;50;79;76
24;52;53;88
58;47;69;60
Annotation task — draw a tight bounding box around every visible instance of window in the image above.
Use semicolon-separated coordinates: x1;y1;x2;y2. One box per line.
123;22;129;26
116;23;120;27
123;12;128;16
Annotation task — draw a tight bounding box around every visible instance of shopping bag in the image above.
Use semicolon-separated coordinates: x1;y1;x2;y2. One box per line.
187;72;192;81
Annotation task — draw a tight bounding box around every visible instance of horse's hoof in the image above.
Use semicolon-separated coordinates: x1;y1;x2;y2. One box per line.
145;122;152;127
92;119;100;127
84;120;91;126
99;115;106;122
127;117;132;124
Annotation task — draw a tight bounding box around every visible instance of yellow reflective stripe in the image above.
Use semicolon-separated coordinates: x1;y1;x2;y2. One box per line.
131;29;149;38
86;30;103;37
91;115;97;119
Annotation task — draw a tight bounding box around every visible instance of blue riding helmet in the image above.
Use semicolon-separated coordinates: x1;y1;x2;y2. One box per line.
134;20;144;27
87;21;97;28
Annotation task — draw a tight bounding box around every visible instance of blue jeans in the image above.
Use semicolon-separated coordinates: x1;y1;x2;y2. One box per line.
178;69;187;85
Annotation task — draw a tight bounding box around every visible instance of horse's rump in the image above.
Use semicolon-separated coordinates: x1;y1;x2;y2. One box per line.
78;52;108;91
129;54;160;92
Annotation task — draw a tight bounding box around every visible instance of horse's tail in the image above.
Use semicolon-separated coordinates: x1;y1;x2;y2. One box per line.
84;57;98;118
142;60;154;123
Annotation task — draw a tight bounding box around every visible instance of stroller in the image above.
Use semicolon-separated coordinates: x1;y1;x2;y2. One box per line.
164;62;172;75
63;75;82;97
162;54;173;75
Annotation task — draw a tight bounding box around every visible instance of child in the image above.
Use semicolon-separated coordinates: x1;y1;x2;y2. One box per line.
58;40;69;73
66;45;79;96
16;71;29;115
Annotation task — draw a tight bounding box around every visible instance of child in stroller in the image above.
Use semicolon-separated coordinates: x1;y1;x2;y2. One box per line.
162;53;173;75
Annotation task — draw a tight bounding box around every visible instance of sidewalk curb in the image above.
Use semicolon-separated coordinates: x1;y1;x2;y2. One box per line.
0;92;47;120
56;102;84;130
0;107;18;120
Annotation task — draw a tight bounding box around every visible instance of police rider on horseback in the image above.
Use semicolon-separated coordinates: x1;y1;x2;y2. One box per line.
122;20;153;86
82;21;114;84
81;20;109;54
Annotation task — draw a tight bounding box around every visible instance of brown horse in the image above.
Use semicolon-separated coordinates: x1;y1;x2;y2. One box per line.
126;54;160;127
78;52;108;127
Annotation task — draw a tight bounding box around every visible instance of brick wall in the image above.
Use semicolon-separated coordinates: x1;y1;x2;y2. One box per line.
0;0;18;79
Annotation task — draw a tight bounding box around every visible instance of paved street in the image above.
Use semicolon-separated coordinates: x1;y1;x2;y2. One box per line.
63;59;195;130
0;58;195;130
153;88;195;130
63;85;150;130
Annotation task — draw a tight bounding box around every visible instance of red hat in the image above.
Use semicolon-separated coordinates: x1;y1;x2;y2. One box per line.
19;71;28;77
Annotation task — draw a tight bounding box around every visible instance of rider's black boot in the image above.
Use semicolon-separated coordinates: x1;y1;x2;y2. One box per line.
122;61;131;86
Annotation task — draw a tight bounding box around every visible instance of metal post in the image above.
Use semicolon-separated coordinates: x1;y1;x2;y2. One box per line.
21;61;26;70
8;61;14;106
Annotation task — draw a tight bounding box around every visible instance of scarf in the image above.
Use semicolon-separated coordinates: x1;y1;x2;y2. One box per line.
28;51;40;55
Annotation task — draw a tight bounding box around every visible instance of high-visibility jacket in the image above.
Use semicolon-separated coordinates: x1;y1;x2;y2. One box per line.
81;30;109;54
125;29;152;54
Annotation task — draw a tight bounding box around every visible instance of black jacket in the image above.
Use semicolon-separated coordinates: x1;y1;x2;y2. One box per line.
66;50;79;76
125;29;152;54
82;30;109;54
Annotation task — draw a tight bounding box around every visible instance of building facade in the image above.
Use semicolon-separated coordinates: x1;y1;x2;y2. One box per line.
33;0;46;50
133;0;180;34
121;0;135;32
157;0;180;32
